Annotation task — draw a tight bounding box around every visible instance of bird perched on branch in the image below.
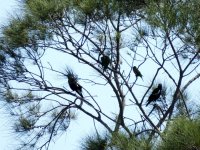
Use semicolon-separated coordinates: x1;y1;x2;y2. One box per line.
101;54;110;71
146;84;162;106
133;66;143;79
67;72;83;98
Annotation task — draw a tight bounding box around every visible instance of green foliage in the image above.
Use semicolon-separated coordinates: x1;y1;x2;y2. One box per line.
3;18;29;48
175;91;189;116
78;0;99;16
1;0;146;50
15;116;35;131
146;0;180;31
2;15;52;50
4;89;18;103
4;90;38;104
51;109;77;121
146;0;200;47
73;0;146;24
26;0;70;21
81;134;107;150
158;117;200;150
28;104;41;116
1;0;200;149
110;132;151;150
72;0;109;24
115;0;146;16
81;132;152;150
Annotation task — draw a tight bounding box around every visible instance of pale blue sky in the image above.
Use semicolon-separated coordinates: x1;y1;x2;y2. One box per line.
0;1;20;149
0;1;106;150
0;0;17;23
0;1;200;150
0;1;88;150
0;1;19;149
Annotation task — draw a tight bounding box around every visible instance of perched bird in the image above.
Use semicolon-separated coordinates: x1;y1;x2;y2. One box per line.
101;55;110;71
67;74;83;98
146;84;162;106
133;66;143;79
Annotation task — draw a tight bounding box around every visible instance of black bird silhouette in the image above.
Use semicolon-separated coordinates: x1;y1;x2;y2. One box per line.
133;66;143;79
101;55;110;71
67;74;83;98
146;84;162;106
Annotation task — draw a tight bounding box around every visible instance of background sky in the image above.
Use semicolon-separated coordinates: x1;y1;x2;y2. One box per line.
0;1;20;150
0;1;109;150
0;1;86;150
0;1;199;150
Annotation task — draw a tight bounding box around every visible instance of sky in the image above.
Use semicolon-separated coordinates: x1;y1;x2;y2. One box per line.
0;1;20;149
0;1;200;150
0;1;111;150
0;1;92;150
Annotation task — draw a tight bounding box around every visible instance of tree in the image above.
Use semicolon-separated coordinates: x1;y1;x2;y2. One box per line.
0;0;200;149
157;116;200;150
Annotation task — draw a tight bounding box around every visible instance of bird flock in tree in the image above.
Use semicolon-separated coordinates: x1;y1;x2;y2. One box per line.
66;54;162;107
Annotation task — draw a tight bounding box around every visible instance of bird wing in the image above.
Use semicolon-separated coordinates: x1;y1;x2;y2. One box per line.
146;86;162;106
68;80;75;91
133;67;142;77
151;88;160;95
76;83;83;98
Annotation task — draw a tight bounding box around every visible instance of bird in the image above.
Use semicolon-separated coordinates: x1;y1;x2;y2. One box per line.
133;66;143;79
101;55;110;71
67;74;83;98
146;84;162;106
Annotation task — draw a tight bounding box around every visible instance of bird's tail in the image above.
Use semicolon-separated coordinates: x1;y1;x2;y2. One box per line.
146;101;150;107
77;90;83;98
141;76;144;81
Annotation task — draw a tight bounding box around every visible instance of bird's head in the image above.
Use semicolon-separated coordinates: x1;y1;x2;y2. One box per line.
133;66;137;70
67;73;73;79
65;68;78;81
102;54;109;59
158;84;162;89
